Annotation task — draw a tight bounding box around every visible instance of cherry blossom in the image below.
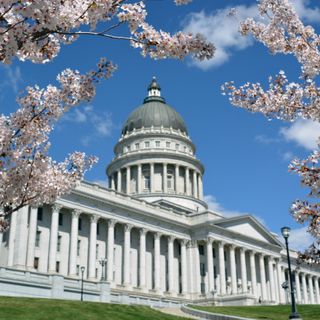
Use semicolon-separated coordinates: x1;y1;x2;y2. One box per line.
222;0;320;262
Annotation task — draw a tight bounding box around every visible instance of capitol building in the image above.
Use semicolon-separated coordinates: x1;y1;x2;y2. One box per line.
1;78;320;307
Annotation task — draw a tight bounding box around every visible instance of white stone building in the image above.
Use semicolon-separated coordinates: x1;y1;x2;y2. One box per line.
1;78;320;306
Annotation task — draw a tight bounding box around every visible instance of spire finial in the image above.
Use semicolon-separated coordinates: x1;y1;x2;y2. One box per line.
148;76;161;97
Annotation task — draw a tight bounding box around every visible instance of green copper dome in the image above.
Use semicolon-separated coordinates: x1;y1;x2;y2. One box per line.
122;78;188;135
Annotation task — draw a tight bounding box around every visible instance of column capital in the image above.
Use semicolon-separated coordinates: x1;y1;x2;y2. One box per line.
52;204;63;212
168;235;175;243
90;214;100;223
239;247;247;253
108;218;117;228
71;209;82;218
124;223;133;232
154;232;162;240
140;228;148;236
180;238;188;246
217;240;225;248
207;237;214;245
187;240;198;248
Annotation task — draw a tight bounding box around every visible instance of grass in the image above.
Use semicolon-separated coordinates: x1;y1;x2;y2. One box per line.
191;304;320;320
0;296;190;320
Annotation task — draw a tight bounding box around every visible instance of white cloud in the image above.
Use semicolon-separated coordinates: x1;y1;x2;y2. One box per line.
279;226;314;251
292;0;320;23
282;151;296;161
63;105;114;145
0;65;23;93
182;0;320;69
280;119;320;150
183;5;257;69
255;134;280;145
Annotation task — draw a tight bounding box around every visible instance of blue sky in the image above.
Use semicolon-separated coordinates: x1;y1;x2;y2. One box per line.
1;0;320;249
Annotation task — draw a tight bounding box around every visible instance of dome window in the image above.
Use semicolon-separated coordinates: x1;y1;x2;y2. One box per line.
155;141;160;148
135;143;140;150
175;143;179;151
166;142;171;149
145;141;150;148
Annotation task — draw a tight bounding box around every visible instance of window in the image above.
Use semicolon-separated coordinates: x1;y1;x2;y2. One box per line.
175;143;179;150
76;265;80;276
96;244;99;256
167;172;173;190
135;143;140;150
155;141;160;148
213;248;216;258
200;262;205;277
37;207;43;221
35;231;41;247
56;261;60;273
77;240;81;256
198;245;205;255
57;235;62;252
144;175;150;190
95;268;98;279
184;146;187;152
166;142;171;149
58;213;63;226
78;218;82;231
127;145;131;152
34;257;39;270
97;223;100;235
145;141;150;148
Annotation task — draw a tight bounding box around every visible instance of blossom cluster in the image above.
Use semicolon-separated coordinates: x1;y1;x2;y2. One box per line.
0;59;116;225
0;0;214;64
223;0;320;260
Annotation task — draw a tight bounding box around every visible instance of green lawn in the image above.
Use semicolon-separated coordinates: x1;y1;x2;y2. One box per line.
0;296;189;320
192;304;320;320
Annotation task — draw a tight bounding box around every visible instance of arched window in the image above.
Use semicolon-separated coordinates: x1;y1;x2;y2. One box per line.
167;170;174;190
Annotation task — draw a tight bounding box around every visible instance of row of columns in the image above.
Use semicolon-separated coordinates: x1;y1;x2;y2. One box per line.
7;206;320;303
109;163;204;200
17;205;190;294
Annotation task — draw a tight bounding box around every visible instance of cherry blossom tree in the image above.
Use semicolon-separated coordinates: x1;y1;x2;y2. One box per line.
0;0;214;230
222;0;320;263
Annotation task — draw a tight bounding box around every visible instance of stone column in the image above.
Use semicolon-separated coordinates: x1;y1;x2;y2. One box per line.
175;165;179;193
126;166;131;194
193;171;198;198
295;272;302;304
194;241;201;294
185;167;190;195
229;245;237;294
277;263;286;304
249;251;257;297
302;273;308;304
137;165;142;194
163;163;168;193
123;224;133;287
69;209;81;276
88;215;99;279
48;204;62;273
7;210;17;267
107;219;116;282
150;163;155;193
117;170;122;193
259;254;267;301
240;248;248;293
139;228;147;290
26;207;38;269
180;239;188;295
206;238;214;294
168;236;175;293
198;175;203;200
268;257;276;302
111;175;115;190
218;241;226;295
314;277;320;304
154;232;161;292
308;275;315;304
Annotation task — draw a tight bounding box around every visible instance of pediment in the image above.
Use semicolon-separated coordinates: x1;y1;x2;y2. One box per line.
212;215;282;247
152;199;194;215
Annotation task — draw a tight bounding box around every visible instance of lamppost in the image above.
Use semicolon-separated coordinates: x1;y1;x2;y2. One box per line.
99;258;107;281
281;226;302;320
80;266;85;301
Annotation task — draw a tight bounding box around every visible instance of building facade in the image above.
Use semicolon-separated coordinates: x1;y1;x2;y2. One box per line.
1;79;320;306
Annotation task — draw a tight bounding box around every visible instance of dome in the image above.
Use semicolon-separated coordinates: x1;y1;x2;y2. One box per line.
122;78;188;135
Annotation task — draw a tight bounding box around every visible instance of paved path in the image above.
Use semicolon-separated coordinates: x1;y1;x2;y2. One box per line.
156;307;201;319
